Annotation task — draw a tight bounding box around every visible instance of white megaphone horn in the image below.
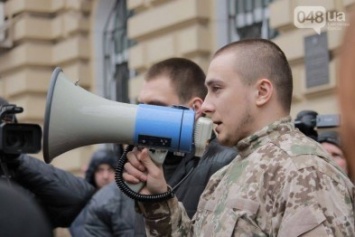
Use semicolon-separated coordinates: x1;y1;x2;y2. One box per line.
43;67;213;164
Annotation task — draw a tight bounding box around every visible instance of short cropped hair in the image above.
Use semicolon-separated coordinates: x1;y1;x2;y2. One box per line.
214;39;293;113
145;58;207;103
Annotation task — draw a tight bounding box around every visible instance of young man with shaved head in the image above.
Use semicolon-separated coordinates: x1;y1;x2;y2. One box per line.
123;39;355;236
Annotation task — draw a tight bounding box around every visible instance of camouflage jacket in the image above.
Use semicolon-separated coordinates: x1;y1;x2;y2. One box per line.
138;117;355;236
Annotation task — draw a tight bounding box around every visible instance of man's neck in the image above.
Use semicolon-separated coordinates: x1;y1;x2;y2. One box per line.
252;107;289;136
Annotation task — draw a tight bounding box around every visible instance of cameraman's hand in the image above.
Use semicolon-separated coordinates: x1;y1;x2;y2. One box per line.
123;147;168;195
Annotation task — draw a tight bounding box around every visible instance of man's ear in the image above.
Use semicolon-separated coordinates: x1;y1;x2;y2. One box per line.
187;97;203;112
255;78;273;107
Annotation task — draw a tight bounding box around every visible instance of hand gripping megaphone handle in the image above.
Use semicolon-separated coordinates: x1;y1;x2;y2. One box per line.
124;149;168;193
116;116;213;202
116;146;175;202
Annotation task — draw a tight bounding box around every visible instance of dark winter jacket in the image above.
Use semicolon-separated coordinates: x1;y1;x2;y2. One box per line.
12;154;96;228
80;138;238;236
0;180;53;237
80;182;136;237
69;148;117;236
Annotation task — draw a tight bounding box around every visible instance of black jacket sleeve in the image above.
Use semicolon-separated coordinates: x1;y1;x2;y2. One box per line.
13;154;96;227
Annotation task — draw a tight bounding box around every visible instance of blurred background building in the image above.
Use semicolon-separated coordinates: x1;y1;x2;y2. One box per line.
0;0;353;234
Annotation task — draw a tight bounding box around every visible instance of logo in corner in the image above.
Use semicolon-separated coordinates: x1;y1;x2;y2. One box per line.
294;6;348;34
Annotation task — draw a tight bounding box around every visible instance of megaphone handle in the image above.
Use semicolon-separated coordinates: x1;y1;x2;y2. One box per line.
124;149;168;193
125;182;145;193
148;149;169;165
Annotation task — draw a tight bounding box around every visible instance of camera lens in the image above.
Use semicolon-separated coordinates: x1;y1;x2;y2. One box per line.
6;133;27;149
1;123;41;154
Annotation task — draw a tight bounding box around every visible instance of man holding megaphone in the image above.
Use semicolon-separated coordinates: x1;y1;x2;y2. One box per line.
123;39;355;236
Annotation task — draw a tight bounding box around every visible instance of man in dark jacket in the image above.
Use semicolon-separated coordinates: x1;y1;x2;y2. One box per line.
0;96;95;227
10;147;117;230
78;58;237;236
69;148;116;236
9;153;95;227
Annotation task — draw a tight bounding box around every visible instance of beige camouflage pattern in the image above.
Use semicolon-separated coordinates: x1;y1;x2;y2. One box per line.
138;117;355;236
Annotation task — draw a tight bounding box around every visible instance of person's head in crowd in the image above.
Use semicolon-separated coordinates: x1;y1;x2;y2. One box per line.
138;57;207;116
339;11;355;180
0;181;53;237
318;131;347;173
201;38;293;146
85;148;116;189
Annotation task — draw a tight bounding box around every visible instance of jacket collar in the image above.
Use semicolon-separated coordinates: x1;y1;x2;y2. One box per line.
236;116;293;158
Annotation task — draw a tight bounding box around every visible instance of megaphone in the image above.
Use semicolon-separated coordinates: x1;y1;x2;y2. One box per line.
43;67;213;164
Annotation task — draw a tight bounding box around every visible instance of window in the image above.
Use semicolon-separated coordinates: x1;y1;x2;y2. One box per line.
103;0;135;103
228;0;278;41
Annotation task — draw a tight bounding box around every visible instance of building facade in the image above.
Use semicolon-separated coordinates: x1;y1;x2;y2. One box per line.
0;0;353;234
0;0;353;182
0;0;353;176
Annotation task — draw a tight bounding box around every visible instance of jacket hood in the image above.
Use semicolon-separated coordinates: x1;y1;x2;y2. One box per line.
85;149;116;188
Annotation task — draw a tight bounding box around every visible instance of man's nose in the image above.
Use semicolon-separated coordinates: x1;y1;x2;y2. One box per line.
102;170;111;178
201;96;214;115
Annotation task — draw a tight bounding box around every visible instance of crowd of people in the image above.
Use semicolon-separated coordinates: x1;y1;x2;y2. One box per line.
0;14;355;237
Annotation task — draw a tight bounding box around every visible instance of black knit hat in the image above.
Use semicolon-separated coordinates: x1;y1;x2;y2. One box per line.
318;131;340;147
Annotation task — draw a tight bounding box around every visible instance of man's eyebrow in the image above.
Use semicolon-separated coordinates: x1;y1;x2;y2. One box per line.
205;79;222;87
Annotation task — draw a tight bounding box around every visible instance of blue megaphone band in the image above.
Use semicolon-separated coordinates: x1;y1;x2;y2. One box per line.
133;104;194;153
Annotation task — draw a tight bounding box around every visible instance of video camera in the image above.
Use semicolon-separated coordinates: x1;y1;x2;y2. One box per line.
294;110;340;140
0;104;42;155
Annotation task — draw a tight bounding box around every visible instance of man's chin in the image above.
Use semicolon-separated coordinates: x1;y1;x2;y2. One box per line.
216;135;234;147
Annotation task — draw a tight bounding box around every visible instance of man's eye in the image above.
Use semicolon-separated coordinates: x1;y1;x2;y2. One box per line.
211;86;221;92
333;154;344;159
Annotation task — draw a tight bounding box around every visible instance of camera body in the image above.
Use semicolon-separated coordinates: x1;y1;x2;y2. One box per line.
294;110;340;140
0;104;42;155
